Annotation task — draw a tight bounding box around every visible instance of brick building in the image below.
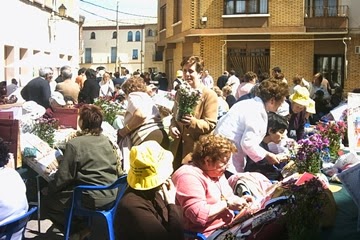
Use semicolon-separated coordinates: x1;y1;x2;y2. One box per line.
156;0;360;93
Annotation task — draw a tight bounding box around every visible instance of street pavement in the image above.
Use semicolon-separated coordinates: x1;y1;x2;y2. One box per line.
24;218;63;240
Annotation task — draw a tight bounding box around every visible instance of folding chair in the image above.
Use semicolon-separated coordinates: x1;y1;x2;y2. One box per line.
184;230;207;240
64;175;128;240
0;206;38;240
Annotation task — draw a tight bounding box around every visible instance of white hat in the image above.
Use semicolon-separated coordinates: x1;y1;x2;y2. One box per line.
50;91;66;106
22;101;46;120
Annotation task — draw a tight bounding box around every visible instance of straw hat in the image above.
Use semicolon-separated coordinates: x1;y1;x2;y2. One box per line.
127;141;174;190
289;86;310;107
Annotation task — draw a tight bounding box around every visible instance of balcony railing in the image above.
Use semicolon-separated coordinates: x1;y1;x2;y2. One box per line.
305;5;348;18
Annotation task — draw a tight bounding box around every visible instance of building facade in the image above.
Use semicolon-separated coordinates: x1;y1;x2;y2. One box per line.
157;0;360;93
1;0;82;86
80;20;164;75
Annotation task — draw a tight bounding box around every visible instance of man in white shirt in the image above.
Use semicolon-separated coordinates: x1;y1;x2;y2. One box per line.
201;69;214;88
225;70;240;98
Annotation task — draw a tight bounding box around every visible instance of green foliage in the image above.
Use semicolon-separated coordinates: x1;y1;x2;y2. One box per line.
176;82;201;121
32;118;58;148
94;96;123;125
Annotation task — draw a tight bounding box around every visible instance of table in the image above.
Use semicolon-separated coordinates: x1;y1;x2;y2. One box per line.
321;183;360;240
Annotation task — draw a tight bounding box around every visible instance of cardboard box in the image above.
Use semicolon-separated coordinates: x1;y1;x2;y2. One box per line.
52;107;79;129
0;119;21;168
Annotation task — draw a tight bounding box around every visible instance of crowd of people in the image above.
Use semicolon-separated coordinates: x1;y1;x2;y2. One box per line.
0;56;357;240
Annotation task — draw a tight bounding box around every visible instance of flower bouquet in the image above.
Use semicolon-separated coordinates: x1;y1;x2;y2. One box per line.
175;82;201;121
94;96;123;125
32;117;59;148
288;133;329;174
316;120;347;162
283;177;327;240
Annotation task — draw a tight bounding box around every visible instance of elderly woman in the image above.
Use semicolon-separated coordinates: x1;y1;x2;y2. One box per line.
215;78;289;173
172;135;255;237
287;86;312;140
117;76;168;148
169;56;218;170
115;141;184;240
0;138;28;240
43;104;119;237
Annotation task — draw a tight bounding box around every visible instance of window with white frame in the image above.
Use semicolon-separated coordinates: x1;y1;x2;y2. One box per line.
224;0;268;14
85;48;92;63
127;31;133;41
135;31;141;41
132;49;138;60
111;47;117;63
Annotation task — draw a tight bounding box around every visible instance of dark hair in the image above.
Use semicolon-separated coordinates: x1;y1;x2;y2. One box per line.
257;78;289;103
243;71;257;83
180;56;204;73
292;75;303;86
267;112;289;135
11;78;18;85
272;67;281;73
258;72;270;82
79;104;103;135
114;71;120;78
192;135;237;166
78;67;87;76
229;70;236;76
0;138;10;167
85;68;97;80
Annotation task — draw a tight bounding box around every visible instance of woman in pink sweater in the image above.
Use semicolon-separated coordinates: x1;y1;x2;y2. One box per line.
172;135;255;237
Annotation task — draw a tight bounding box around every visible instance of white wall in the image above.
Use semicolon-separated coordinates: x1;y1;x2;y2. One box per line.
0;0;80;84
343;0;360;31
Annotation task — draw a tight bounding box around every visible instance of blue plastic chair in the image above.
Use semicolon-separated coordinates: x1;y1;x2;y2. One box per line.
184;230;207;240
64;175;128;240
0;206;38;240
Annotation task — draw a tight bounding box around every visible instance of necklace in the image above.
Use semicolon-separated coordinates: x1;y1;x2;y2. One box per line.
211;176;226;202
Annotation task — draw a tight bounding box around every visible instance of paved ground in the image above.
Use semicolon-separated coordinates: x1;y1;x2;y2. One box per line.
24;216;107;240
24;219;63;240
21;167;108;240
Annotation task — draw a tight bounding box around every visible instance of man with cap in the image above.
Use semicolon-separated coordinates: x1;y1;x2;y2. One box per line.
115;141;183;240
43;91;66;118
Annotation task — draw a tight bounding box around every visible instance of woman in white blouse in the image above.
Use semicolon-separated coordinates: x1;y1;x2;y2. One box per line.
99;72;115;97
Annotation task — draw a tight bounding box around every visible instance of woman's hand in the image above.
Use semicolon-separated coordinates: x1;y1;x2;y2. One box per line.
169;126;181;139
117;127;128;138
265;152;280;165
227;196;251;211
161;179;177;205
179;114;193;125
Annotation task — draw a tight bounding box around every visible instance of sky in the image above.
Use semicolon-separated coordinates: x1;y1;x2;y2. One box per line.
79;0;158;22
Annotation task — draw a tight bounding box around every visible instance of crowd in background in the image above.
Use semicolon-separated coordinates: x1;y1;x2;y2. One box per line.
1;57;360;240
